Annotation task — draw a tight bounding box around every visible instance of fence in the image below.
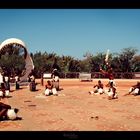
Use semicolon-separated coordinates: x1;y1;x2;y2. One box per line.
58;72;139;79
134;72;140;79
39;72;140;80
79;73;92;81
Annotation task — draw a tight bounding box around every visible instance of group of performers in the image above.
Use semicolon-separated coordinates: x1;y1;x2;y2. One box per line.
0;71;21;121
0;53;140;121
0;71;21;98
0;67;61;121
89;61;118;99
89;60;140;99
0;72;10;98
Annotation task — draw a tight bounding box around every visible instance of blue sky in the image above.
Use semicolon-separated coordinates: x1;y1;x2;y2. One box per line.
0;9;140;59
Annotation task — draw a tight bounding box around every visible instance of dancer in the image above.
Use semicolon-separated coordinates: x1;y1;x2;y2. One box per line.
100;49;116;87
100;63;116;87
107;81;118;100
89;80;104;95
29;74;36;91
44;80;58;96
0;102;20;121
51;69;60;91
15;74;20;90
124;81;140;96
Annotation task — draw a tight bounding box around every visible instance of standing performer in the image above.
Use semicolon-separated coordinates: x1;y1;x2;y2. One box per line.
0;83;6;98
0;72;4;89
4;74;10;97
4;75;10;90
29;74;36;91
100;49;116;87
51;69;60;91
15;74;20;90
100;65;116;86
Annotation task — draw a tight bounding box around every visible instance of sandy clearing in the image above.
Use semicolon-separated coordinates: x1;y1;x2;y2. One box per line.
0;78;140;131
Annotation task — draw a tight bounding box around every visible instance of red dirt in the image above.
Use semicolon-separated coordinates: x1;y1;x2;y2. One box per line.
0;78;140;131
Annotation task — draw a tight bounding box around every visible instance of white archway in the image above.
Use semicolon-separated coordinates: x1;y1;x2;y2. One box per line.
0;38;34;82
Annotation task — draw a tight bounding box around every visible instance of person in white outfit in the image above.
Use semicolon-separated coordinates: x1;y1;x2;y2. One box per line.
44;80;58;96
0;72;4;88
107;81;118;100
89;80;104;95
0;82;10;98
4;75;10;96
51;69;60;91
15;75;20;90
124;81;140;96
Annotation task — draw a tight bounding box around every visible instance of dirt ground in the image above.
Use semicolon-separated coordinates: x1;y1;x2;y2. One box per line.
0;78;140;131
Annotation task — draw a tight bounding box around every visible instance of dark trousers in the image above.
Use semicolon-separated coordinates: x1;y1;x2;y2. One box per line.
5;82;10;90
30;81;36;91
15;82;20;90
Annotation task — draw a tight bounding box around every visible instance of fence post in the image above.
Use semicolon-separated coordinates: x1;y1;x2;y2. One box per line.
41;73;44;86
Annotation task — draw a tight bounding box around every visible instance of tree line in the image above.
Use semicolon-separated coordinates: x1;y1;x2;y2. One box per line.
0;47;140;78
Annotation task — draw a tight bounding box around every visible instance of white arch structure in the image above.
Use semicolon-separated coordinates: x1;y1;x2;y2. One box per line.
0;38;34;82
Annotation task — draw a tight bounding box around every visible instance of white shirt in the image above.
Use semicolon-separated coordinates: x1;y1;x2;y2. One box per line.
5;76;9;82
15;76;19;82
0;74;4;83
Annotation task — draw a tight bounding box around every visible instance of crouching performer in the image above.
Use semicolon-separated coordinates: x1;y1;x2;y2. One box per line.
107;81;118;100
0;102;21;121
89;80;104;95
44;80;58;96
124;81;140;96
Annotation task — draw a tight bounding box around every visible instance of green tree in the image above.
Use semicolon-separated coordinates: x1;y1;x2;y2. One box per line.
131;55;140;72
117;47;138;72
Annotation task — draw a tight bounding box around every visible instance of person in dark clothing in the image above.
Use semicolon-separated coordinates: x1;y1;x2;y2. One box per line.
4;75;10;91
29;74;36;91
0;102;20;121
15;75;20;90
0;83;6;98
51;69;60;91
